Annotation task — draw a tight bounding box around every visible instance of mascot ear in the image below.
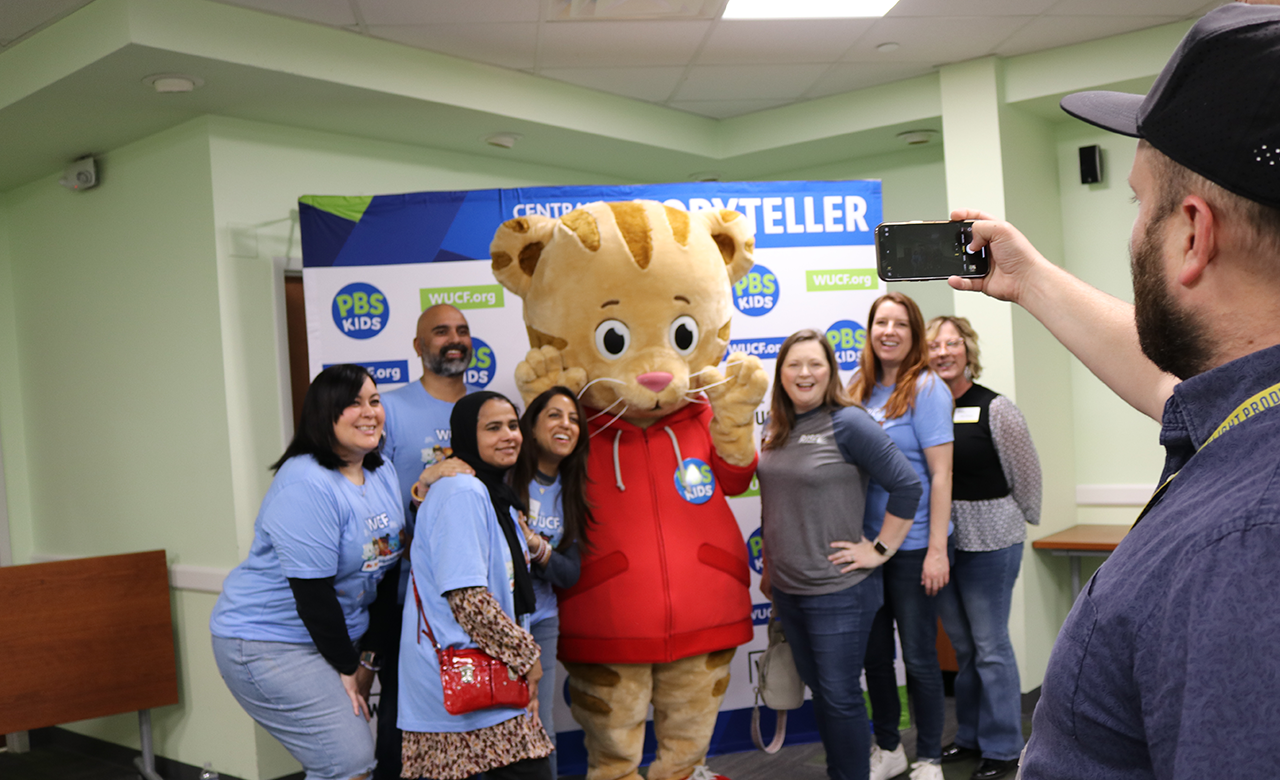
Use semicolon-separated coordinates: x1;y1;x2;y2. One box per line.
491;215;560;299
699;209;756;285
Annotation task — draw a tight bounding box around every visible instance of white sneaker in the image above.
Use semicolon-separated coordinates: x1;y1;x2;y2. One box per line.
686;766;729;780
869;743;909;780
908;760;944;780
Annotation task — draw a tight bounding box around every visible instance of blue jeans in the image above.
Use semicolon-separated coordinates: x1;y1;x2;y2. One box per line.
772;573;883;780
935;543;1024;762
864;545;949;760
213;636;376;780
530;615;559;779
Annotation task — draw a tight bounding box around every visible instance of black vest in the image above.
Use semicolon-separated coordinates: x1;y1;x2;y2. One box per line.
952;383;1010;501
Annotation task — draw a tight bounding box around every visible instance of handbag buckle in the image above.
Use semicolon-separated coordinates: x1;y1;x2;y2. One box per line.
453;658;476;684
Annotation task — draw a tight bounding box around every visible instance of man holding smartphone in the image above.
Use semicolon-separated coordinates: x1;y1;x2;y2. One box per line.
949;3;1280;778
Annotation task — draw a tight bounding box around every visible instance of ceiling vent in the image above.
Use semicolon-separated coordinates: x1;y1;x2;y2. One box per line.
546;0;726;21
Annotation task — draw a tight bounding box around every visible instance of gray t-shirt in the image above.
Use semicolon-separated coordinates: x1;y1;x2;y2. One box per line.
759;405;922;596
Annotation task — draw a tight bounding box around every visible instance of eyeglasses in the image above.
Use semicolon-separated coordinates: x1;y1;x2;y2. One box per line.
927;339;964;353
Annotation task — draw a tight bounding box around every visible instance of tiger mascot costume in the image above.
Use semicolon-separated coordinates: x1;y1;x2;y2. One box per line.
491;200;767;780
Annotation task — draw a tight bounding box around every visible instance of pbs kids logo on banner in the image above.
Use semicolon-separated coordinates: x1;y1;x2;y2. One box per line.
466;338;497;389
332;283;388;340
826;320;866;371
732;264;778;317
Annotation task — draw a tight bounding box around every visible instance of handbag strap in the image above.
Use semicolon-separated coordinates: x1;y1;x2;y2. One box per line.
750;699;788;754
410;573;444;654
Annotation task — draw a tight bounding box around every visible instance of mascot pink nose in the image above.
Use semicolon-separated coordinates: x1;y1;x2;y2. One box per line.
636;372;673;393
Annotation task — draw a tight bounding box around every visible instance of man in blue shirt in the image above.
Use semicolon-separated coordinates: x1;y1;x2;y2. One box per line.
949;4;1280;778
374;303;476;780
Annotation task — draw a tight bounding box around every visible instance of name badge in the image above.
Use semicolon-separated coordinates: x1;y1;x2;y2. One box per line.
954;407;981;424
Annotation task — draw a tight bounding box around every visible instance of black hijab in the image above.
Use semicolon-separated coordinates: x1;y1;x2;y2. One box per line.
449;391;536;620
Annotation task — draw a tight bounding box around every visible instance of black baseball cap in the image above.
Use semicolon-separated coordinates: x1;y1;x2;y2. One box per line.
1061;3;1280;209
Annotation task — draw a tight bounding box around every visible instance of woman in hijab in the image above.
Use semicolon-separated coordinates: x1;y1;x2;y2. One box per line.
397;391;554;780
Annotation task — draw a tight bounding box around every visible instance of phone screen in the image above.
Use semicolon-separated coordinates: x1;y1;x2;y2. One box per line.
875;221;988;281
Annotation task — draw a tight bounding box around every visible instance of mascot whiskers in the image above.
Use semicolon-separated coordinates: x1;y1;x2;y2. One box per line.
492;200;767;780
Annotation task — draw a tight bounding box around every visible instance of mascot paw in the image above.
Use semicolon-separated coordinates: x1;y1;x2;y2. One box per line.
700;353;767;467
699;352;767;426
514;345;588;406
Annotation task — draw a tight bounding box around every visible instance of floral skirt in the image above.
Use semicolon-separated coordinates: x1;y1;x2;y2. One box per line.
401;713;553;779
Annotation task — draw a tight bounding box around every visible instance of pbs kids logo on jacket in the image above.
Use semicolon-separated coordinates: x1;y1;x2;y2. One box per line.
332;283;388;340
732;264;778;316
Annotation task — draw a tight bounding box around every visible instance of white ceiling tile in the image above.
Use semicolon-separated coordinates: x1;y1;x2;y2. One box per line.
536;20;712;67
696;19;875;64
356;0;540;26
1044;0;1209;15
994;14;1180;56
675;63;831;100
539;66;687;101
842;15;1032;62
366;23;539;69
215;0;357;26
807;62;936;98
888;0;1057;15
668;98;793;119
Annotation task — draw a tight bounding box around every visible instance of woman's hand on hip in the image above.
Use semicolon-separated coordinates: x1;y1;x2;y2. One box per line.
829;540;888;573
340;671;372;721
921;546;950;595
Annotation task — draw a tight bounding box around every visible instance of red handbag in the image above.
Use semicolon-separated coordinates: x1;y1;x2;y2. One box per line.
412;575;531;715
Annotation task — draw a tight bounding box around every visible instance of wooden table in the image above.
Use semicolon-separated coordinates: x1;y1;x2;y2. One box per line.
1032;524;1130;598
0;550;179;780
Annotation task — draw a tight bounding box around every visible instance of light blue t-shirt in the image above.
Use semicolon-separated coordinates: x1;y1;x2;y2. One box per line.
397;474;531;733
382;380;472;601
210;455;405;644
862;371;955;550
525;475;564;627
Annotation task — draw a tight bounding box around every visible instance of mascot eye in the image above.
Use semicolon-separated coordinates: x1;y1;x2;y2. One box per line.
669;315;699;356
594;319;631;359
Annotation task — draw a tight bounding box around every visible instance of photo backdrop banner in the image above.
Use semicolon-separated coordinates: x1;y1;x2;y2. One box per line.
299;180;891;768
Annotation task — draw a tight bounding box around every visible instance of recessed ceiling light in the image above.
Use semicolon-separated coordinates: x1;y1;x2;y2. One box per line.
876;42;900;53
723;0;899;19
897;129;939;146
486;133;523;149
142;73;204;93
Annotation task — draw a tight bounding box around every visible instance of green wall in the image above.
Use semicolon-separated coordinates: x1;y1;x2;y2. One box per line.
1054;124;1164;526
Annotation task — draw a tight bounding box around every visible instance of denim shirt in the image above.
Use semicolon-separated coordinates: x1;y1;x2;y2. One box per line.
1023;343;1280;780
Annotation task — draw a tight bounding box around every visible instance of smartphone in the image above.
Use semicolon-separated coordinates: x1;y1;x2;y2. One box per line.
875;220;990;282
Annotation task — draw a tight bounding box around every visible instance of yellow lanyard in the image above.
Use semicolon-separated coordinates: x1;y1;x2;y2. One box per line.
1134;380;1280;526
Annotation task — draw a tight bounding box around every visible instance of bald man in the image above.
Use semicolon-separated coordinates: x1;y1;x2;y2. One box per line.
373;304;477;780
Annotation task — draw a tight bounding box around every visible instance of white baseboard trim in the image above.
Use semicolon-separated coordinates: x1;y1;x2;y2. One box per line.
1076;484;1157;506
27;553;227;594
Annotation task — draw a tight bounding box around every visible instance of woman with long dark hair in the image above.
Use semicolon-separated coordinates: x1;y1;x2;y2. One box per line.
509;386;592;779
758;329;921;780
397;391;553;780
211;364;405;780
848;292;955;780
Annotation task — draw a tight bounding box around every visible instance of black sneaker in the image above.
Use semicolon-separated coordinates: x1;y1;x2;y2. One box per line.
940;743;981;763
971;758;1019;780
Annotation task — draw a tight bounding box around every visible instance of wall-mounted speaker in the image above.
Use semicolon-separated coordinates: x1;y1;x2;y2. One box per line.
1079;145;1103;185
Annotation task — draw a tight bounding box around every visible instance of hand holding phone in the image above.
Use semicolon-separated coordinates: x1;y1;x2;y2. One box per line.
875;220;990;282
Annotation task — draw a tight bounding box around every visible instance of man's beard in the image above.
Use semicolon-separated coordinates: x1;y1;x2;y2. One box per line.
1131;217;1214;380
424;342;470;378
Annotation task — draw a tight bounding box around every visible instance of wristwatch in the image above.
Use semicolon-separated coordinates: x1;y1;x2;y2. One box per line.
359;650;381;672
872;538;895;558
